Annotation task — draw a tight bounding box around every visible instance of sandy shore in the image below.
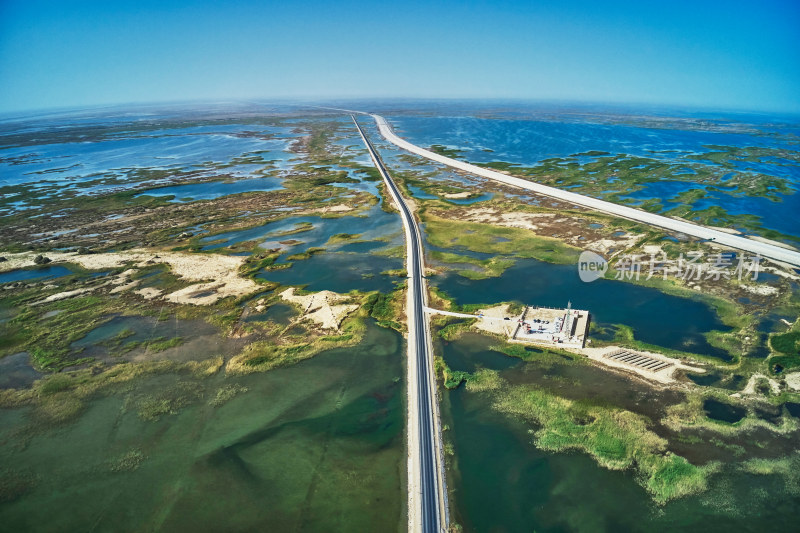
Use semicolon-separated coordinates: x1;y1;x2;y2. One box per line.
317;204;352;213
784;372;800;391
707;226;742;235
280;287;358;330
577;345;704;384
748;235;800;251
740;373;781;395
473;304;517;336
1;250;260;305
442;191;472;199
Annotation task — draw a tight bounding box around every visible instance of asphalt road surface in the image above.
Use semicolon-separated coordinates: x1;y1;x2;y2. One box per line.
370;114;800;268
352;116;445;533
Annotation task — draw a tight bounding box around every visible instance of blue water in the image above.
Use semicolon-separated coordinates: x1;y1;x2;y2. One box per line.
386;111;800;239
0;265;72;283
617;179;800;238
620;181;698;205
337;240;388;253
406;184;492;205
0;134;286;186
0;115;303;212
387;114;787;166
408;185;438;200
692;191;800;237
137;176;284;202
448;193;493;205
259;251;403;294
432;258;733;360
200;204;401;254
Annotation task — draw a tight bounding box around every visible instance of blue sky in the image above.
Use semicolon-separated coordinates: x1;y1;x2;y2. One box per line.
1;0;798;114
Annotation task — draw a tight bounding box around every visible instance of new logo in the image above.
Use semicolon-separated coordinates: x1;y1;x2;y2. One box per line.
578;250;607;282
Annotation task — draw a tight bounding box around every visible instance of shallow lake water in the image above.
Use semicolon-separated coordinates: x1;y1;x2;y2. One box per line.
3;104;798;531
703;398;747;423
431;257;733;359
0;352;42;389
260;251;404;294
198;201;405;293
68;314;236;364
137;175;285;202
0;265;72;284
0;123;296;188
200;203;401;254
441;334;800;532
245;302;297;325
0;321;405;531
384;112;800;240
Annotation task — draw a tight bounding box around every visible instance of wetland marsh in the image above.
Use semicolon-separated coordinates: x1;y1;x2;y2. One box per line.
1;102;799;531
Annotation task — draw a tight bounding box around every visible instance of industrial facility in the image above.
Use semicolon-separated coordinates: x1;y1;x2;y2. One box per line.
509;302;589;348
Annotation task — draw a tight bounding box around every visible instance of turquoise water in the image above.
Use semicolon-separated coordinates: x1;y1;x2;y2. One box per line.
408;185;438;200
448;193;493;205
337;240;388;253
198;203;405;292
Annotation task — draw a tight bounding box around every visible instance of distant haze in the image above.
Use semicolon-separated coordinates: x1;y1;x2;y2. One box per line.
1;0;798;114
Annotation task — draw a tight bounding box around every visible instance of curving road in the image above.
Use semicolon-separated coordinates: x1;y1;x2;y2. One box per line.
369;114;800;268
352;116;447;533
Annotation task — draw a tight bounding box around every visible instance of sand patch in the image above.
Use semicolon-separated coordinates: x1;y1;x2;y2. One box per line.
442;191;472;199
458;207;641;255
0;251;259;305
740;284;779;296
578;345;704;384
473;304;517;336
463;207;555;231
642;244;666;256
762;267;800;281
280;287;358;330
319;204;352;213
32;288;93;305
784;372;800;392
741;373;781;395
110;280;141;294
588;233;642;256
135;287;163;300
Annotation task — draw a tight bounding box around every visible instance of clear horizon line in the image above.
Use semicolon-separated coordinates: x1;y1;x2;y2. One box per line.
1;95;799;122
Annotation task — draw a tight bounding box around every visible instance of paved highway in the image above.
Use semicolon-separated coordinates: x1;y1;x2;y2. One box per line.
352;116;447;533
369;114;800;269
